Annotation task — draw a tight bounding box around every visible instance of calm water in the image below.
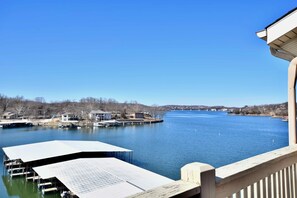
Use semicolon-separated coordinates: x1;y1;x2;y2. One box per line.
0;111;288;198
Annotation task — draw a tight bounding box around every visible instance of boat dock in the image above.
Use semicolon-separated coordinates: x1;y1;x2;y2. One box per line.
2;140;173;197
0;120;33;129
94;119;163;127
33;158;173;197
2;140;133;166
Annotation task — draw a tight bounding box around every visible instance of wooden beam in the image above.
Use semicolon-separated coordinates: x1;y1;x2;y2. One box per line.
127;180;200;198
288;57;297;145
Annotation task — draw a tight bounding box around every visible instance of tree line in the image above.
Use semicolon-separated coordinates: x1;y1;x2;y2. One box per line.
0;94;165;120
229;103;288;117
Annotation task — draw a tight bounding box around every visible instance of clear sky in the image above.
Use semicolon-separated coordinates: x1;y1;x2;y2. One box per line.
0;1;296;107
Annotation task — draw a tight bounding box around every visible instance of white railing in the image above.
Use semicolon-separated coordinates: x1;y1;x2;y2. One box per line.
131;145;297;198
216;145;297;198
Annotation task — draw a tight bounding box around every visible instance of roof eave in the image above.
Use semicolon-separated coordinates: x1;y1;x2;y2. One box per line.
256;30;267;41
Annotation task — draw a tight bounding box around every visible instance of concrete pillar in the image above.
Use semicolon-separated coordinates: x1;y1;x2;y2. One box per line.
181;162;215;198
288;57;297;145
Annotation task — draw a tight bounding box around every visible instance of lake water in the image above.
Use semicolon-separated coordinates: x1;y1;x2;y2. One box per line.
0;111;288;198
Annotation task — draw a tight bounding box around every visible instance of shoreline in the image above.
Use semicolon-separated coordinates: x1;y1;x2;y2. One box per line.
228;113;287;120
0;118;164;129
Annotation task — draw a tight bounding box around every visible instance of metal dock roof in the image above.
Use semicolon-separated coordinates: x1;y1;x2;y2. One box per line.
3;140;131;163
33;158;173;198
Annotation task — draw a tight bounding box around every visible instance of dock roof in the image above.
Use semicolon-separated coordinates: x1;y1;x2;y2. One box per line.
33;158;173;198
2;140;131;163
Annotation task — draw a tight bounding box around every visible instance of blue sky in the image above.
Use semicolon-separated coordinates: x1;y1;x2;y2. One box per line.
0;1;296;106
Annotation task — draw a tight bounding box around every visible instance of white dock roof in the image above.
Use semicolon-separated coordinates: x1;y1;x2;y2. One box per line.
2;140;131;163
33;158;173;198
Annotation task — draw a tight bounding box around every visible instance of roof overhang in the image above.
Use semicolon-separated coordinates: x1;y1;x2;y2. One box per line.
257;8;297;61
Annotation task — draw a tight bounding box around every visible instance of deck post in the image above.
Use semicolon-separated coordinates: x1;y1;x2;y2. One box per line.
181;162;215;198
288;57;297;145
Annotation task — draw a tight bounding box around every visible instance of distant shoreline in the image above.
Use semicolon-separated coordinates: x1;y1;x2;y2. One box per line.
0;118;164;129
228;113;287;121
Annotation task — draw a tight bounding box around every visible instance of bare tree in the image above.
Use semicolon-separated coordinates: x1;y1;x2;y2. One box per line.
12;96;29;117
0;94;10;114
150;104;165;119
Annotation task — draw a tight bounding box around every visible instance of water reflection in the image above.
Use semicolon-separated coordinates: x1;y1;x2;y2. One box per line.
2;176;59;198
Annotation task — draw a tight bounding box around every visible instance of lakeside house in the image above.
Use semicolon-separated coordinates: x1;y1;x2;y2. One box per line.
89;110;112;121
128;112;145;119
61;113;79;122
2;112;17;119
134;112;145;119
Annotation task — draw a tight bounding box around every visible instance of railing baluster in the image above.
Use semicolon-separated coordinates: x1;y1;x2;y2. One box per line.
278;170;283;198
281;169;286;198
268;174;272;198
251;183;255;198
257;181;261;198
293;164;297;198
273;173;277;198
289;165;294;198
236;191;241;198
286;167;290;197
244;186;248;198
275;171;280;198
263;177;267;198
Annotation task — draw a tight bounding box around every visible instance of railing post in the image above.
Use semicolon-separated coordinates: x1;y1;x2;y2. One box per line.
181;162;215;198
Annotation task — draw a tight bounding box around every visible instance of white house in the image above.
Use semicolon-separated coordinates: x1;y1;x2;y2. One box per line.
2;112;17;119
61;113;78;122
89;110;112;121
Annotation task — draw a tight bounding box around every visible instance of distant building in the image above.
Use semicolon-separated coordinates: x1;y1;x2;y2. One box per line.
134;112;145;119
128;112;145;119
89;110;112;121
61;113;78;122
2;112;17;119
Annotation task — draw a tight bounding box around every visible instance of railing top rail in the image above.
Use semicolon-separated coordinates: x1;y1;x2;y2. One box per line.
128;180;200;198
216;145;297;186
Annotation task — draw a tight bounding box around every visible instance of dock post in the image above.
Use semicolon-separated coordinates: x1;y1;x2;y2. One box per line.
181;162;215;198
2;155;5;175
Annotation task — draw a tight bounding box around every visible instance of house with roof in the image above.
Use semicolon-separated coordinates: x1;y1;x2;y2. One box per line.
61;113;79;122
2;112;17;119
89;110;112;121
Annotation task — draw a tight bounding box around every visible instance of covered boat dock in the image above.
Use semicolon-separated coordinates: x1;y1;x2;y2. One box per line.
33;158;173;198
2;140;132;178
